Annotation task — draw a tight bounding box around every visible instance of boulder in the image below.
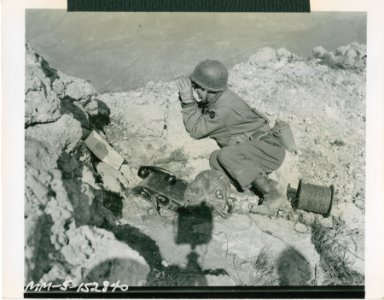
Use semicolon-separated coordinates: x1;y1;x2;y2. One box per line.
84;99;99;116
25;139;150;286
56;151;98;226
25;45;61;126
61;226;150;286
335;42;366;69
313;43;366;69
60;73;97;105
52;78;66;98
96;162;130;193
25;139;75;283
86;99;111;131
312;46;328;59
119;164;141;186
60;98;90;129
249;47;277;64
276;48;299;61
25;114;83;153
25;43;102;128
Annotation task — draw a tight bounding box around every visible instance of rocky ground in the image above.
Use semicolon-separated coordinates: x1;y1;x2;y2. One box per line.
25;42;366;289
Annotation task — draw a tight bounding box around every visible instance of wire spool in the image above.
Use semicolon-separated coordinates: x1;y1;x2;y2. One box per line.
288;180;334;217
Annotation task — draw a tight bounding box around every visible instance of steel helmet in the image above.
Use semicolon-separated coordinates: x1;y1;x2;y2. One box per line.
190;60;228;92
184;170;233;218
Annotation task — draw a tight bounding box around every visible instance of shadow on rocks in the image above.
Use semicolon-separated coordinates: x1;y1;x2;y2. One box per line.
26;214;55;283
276;247;312;286
88;100;111;132
57;152;123;227
84;257;149;287
101;202;227;286
60;98;111;136
175;202;213;250
61;98;90;130
41;59;59;82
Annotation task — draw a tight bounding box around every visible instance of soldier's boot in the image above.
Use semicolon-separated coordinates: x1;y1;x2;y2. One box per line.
250;176;283;209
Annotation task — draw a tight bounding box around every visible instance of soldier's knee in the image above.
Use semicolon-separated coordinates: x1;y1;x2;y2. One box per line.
209;150;221;170
217;147;232;165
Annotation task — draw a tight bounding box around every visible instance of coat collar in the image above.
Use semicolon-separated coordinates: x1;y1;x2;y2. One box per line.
205;89;227;111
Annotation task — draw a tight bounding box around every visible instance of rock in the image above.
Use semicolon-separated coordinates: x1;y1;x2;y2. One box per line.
86;99;111;131
25;139;76;283
120;164;141;186
331;202;364;230
277;48;292;58
84;99;99;116
96;162;130;193
25;44;61;126
82;166;99;189
24;42;366;286
276;48;299;61
84;99;111;119
312;46;328;59
52;78;65;97
314;43;366;69
57;151;99;226
249;47;277;64
60;98;90;129
60;74;97;104
343;48;358;67
25;87;61;126
331;139;346;146
317;216;333;228
25;138;149;286
60;226;150;286
25;114;83;153
25;42;102;132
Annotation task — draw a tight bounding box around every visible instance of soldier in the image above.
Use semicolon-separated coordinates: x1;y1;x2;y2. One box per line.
177;59;289;205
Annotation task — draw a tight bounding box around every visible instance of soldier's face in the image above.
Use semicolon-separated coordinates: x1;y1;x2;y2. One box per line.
194;86;208;102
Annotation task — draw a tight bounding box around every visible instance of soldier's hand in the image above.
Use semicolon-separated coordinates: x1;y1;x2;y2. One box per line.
176;77;194;103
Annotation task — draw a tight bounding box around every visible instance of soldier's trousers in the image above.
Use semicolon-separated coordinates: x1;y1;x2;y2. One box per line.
209;139;285;190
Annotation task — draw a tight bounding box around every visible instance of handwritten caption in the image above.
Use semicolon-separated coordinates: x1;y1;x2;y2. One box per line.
25;280;129;293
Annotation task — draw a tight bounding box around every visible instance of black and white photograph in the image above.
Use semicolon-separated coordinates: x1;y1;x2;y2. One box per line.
21;10;368;293
4;2;384;298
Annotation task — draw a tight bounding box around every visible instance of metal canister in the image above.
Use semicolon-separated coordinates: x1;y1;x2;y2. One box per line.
287;180;334;217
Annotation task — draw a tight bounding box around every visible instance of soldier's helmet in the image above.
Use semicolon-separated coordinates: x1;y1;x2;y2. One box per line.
184;170;233;218
190;59;228;92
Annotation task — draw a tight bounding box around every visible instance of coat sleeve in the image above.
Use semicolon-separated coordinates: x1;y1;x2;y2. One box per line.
181;101;228;139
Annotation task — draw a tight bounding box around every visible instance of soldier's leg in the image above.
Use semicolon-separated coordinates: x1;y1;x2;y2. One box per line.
209;150;224;172
210;149;243;191
216;145;262;190
216;141;285;193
